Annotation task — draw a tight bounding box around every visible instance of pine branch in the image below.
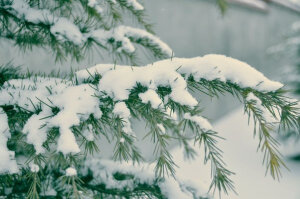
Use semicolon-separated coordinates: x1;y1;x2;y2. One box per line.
0;0;170;63
187;77;299;180
1;56;299;198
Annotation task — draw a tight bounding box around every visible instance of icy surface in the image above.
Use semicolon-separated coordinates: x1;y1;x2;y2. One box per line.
0;108;18;174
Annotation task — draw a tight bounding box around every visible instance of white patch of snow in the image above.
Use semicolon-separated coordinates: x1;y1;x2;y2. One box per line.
165;107;178;121
0;77;72;111
7;0;53;24
22;111;50;154
184;113;212;132
90;26;173;56
83;124;95;141
157;123;166;134
77;55;283;111
82;158;210;198
0;108;18;174
120;137;125;143
118;25;172;56
66;167;77;176
113;102;133;135
50;18;85;45
0;78;102;155
5;0;171;56
88;0;103;14
113;102;130;119
124;0;144;11
228;0;268;11
246;92;280;123
30;163;39;173
139;89;163;109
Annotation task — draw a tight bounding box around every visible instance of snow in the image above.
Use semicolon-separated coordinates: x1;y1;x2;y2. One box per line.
0;54;285;169
94;62;197;106
119;25;172;56
184;113;212;131
165;107;178;121
171;107;300;199
0;77;72;111
7;0;52;24
5;0;171;56
125;0;144;11
113;102;130;119
88;0;103;14
246;92;280;123
30;163;39;173
228;0;268;11
83;125;95;141
77;55;283;109
23;112;49;154
113;102;134;135
66;167;77;176
50;18;85;45
0;78;102;155
83;158;209;198
139;89;163;109
90;26;173;55
0;108;18;174
157;123;166;134
49;84;102;154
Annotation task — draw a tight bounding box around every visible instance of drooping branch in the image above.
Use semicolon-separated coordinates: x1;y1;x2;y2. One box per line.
0;0;172;62
0;54;298;198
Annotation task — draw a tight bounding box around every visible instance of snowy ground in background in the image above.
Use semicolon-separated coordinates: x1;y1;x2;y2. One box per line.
171;107;300;199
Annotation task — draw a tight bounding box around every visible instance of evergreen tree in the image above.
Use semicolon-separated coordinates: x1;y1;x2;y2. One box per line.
0;0;299;199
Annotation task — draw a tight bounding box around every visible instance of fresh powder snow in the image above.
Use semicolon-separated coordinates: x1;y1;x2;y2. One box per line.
66;167;77;176
0;54;284;175
0;108;18;174
5;0;171;56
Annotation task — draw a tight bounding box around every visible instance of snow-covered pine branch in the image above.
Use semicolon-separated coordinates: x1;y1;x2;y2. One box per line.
0;54;298;198
0;0;171;62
